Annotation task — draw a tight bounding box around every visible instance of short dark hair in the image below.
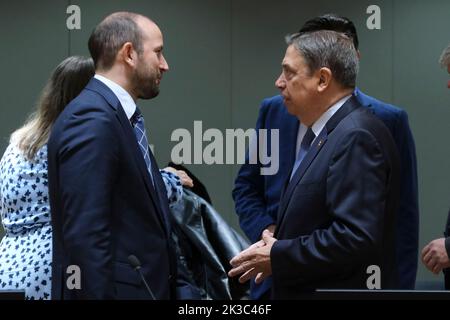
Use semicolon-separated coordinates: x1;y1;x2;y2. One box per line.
88;12;144;70
299;14;359;50
286;30;359;88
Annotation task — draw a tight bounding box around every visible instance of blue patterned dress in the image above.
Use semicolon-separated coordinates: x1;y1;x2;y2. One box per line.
0;143;52;299
0;143;182;300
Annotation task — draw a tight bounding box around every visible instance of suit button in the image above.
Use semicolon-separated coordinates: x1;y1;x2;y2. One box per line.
168;275;173;281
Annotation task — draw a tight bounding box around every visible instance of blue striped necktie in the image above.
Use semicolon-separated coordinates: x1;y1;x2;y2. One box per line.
131;108;155;186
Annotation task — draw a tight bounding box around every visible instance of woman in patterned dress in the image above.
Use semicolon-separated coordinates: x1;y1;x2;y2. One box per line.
0;56;192;300
0;56;95;299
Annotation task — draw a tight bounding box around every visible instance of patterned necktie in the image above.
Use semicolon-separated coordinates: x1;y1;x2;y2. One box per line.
131;108;154;186
290;127;315;181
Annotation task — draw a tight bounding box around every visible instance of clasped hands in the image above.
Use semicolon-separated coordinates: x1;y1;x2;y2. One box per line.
228;228;277;284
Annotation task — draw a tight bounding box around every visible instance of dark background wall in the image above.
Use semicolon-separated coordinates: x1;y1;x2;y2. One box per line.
0;0;449;286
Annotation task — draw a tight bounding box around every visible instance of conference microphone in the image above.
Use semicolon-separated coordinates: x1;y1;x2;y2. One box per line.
127;255;156;300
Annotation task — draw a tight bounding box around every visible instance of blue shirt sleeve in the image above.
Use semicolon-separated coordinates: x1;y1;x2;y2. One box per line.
232;100;276;243
160;169;183;208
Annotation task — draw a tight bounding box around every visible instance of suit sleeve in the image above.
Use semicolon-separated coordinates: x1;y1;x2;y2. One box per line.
393;110;419;289
232;100;276;243
57;109;119;299
443;208;450;289
271;129;390;286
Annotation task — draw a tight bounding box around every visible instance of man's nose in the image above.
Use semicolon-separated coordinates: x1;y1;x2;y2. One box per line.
275;74;285;89
160;54;169;72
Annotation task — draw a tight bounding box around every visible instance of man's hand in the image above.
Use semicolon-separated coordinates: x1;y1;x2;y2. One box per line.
422;238;450;274
265;224;276;237
163;167;194;187
228;230;277;284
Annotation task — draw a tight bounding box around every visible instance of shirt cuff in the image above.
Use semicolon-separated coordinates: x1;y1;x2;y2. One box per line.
445;237;450;258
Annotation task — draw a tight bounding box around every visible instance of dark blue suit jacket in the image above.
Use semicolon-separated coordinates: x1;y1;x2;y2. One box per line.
233;89;419;297
271;96;400;299
48;78;177;299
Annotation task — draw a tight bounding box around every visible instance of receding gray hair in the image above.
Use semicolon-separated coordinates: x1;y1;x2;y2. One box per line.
286;30;359;88
439;44;450;68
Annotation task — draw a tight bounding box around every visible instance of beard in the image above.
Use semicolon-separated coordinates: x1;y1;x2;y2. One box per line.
132;63;161;100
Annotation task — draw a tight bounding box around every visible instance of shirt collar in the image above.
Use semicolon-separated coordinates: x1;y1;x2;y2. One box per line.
94;74;136;120
310;94;352;137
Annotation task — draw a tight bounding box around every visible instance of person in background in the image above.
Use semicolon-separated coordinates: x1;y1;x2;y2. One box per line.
440;44;450;88
0;56;94;300
421;43;450;283
232;14;419;298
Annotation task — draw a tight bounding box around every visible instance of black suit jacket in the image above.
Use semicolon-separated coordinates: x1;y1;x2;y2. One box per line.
271;96;400;299
48;78;176;299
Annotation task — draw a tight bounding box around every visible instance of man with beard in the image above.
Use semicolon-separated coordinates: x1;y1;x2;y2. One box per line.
48;12;183;299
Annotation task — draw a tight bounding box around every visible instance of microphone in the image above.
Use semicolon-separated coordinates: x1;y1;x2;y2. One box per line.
128;255;156;300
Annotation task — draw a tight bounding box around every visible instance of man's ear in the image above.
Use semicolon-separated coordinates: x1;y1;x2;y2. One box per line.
317;67;332;92
119;42;138;67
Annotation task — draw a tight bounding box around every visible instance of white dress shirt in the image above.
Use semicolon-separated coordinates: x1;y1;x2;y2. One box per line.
295;94;352;154
94;74;136;121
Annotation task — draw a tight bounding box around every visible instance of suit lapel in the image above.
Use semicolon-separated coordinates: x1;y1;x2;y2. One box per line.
276;95;361;227
86;79;169;235
277;129;328;226
116;108;169;235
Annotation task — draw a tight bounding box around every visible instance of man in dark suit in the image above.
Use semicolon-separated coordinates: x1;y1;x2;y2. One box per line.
229;30;400;299
232;14;418;298
48;12;182;299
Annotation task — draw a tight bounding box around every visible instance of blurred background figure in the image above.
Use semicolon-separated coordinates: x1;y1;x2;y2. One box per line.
421;43;450;286
439;44;450;88
0;56;95;299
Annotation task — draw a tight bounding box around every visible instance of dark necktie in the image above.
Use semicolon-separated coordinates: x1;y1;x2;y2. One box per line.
131;108;155;186
290;127;315;181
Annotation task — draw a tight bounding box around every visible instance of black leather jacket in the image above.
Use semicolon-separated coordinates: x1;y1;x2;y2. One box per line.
170;189;250;300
